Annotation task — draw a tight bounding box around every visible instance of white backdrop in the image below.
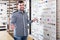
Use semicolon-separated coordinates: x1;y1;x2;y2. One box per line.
0;1;7;29
31;0;56;40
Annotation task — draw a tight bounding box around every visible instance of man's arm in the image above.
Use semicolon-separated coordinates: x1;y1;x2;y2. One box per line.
27;16;38;24
11;13;17;30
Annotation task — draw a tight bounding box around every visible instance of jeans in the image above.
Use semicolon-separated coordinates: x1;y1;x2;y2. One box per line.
14;36;27;40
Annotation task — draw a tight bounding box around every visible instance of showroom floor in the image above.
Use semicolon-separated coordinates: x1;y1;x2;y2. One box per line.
0;31;33;40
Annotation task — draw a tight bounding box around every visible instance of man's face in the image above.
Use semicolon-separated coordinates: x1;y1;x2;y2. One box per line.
18;3;25;11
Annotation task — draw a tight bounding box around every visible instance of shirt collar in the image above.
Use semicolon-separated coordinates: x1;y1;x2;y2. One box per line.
18;10;25;14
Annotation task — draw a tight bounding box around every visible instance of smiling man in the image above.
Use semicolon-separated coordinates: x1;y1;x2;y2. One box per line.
11;1;37;40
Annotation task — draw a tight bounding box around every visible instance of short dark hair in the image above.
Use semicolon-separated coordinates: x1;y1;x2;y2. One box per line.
18;1;24;3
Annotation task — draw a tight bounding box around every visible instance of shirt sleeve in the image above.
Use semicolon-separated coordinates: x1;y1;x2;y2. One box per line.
11;13;17;25
27;15;33;24
27;19;33;24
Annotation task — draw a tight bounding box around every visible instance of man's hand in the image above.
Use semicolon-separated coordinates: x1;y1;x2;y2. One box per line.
11;24;15;30
32;18;38;22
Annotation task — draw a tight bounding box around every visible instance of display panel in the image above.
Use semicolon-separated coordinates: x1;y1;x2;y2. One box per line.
31;0;56;40
0;1;7;29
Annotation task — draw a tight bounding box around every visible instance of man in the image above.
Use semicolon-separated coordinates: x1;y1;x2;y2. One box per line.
11;1;37;40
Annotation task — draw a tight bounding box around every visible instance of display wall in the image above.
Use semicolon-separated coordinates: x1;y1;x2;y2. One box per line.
31;0;56;40
0;1;7;29
7;1;17;30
